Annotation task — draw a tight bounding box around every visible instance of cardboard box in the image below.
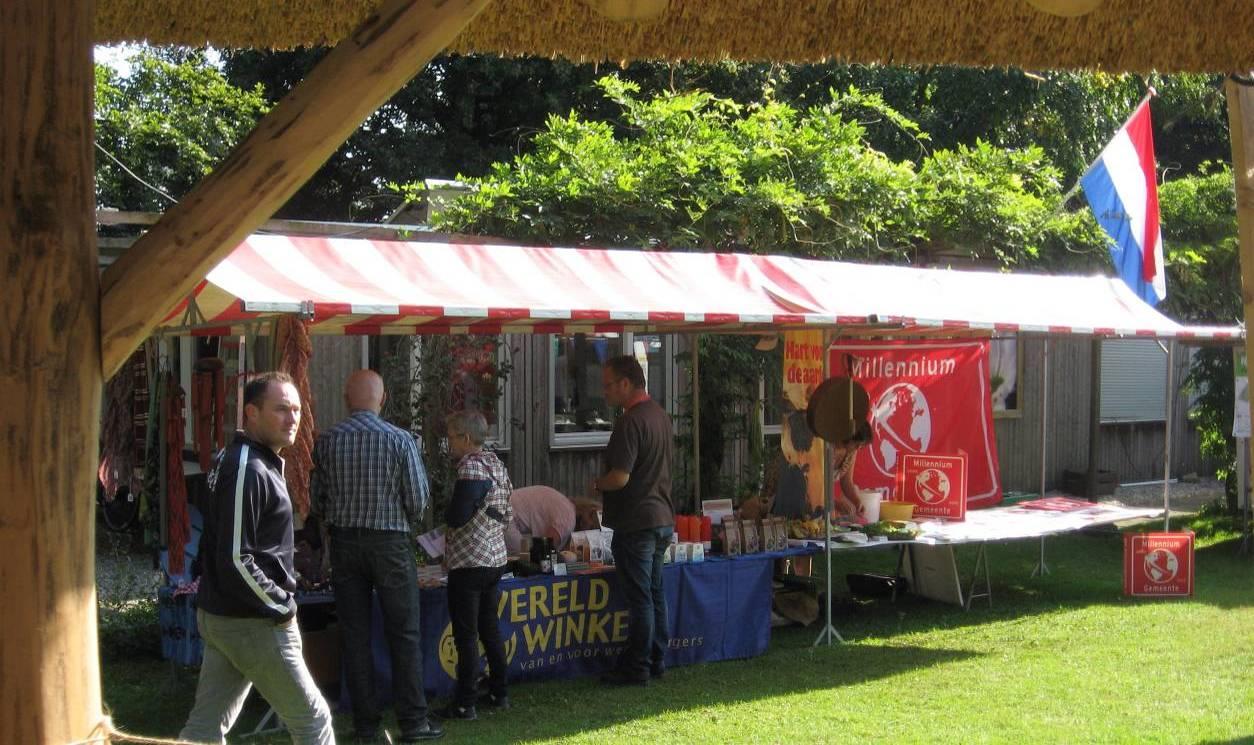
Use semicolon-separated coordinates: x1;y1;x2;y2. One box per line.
302;625;341;689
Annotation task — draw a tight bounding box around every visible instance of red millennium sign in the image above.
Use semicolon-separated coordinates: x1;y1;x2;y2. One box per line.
897;453;968;521
829;339;1002;508
1123;532;1195;598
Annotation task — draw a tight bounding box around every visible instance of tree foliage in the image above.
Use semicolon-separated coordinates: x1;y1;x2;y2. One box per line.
423;74;1241;505
95;48;269;211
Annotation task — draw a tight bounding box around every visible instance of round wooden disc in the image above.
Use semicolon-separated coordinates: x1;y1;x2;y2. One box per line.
806;377;869;443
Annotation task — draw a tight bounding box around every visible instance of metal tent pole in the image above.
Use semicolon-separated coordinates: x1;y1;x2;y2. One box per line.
813;332;842;646
1162;340;1175;531
1033;338;1051;577
691;333;701;512
813;441;842;646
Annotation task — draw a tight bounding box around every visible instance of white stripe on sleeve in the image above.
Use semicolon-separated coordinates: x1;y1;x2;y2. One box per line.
232;445;288;616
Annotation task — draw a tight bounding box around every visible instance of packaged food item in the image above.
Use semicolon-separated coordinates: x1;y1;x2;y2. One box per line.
742;519;760;553
673;542;689;563
723;516;742;555
771;517;787;550
689;543;705;563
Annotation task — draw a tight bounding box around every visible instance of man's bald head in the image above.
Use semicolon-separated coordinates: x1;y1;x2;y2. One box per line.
345;369;386;414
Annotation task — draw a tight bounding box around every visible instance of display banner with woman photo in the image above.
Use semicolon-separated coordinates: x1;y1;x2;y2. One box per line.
828;339;1003;508
778;331;827;516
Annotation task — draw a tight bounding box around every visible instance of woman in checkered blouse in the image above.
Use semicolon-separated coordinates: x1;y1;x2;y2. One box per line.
440;410;514;720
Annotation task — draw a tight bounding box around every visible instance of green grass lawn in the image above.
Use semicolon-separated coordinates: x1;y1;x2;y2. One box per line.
102;513;1254;744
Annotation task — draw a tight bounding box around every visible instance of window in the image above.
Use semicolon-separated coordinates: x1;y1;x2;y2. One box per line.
1100;339;1168;423
550;332;672;448
448;337;510;446
633;334;670;412
761;347;784;435
990;333;1021;417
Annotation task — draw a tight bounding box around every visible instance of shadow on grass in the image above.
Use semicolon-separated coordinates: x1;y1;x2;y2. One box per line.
101;641;978;744
427;640;980;743
797;527;1254;645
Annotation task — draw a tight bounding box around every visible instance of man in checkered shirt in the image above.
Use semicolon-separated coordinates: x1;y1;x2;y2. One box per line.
311;369;442;743
438;410;513;721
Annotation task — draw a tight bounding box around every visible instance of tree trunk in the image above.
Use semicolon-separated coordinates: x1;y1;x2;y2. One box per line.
0;0;104;742
1228;76;1254;521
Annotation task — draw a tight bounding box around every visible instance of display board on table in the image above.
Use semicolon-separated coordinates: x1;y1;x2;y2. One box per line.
896;452;968;521
828;339;1002;508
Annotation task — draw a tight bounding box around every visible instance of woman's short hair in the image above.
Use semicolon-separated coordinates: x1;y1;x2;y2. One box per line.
447;410;490;446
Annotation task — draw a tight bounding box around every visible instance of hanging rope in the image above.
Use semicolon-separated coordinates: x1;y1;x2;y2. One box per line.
99;349;145;498
192;358;226;471
277;316;316;517
165;373;190;575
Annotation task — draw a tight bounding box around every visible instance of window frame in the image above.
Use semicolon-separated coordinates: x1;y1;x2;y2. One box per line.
990;332;1024;420
548;332;675;450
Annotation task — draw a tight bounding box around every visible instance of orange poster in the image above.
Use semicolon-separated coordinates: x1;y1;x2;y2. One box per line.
777;331;826;517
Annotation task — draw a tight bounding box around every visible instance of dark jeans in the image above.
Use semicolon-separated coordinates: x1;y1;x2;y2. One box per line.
447;565;508;707
330;527;427;735
610;525;673;676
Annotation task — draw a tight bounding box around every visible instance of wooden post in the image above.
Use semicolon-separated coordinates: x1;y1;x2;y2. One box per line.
1227;76;1254;515
99;0;493;376
0;0;103;742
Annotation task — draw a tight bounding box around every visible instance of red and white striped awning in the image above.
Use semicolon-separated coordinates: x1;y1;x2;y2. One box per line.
160;234;1242;341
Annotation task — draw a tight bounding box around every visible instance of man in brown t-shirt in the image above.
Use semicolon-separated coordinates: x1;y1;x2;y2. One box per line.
592;355;675;686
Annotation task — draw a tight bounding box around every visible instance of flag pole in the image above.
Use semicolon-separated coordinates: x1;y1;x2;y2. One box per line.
1060;87;1159;205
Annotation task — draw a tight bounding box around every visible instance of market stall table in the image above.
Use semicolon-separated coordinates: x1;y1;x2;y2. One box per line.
789;499;1162;618
355;547;815;701
159;547;817;700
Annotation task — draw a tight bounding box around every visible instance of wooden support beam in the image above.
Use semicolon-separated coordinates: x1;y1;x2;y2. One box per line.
99;0;492;376
1;0;103;742
1227;75;1254;508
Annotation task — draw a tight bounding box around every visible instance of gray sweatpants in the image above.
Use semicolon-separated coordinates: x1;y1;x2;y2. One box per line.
180;609;335;744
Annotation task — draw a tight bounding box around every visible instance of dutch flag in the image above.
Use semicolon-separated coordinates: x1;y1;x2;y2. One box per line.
1080;99;1167;306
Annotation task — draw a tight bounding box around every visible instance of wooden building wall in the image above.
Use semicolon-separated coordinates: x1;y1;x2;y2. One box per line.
307;336;364;429
992;336;1208;492
303;332;1212;501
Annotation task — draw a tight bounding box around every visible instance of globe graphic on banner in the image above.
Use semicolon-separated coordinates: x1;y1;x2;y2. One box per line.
1143;548;1179;584
871;383;932;477
914;468;950;504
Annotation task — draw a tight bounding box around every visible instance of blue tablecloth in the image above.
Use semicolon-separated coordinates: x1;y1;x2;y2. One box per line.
158;547;817;699
363;548;813;699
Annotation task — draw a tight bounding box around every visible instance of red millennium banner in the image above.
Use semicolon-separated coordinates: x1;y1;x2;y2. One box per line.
1123;532;1195;597
828;339;1002;508
897;453;968;521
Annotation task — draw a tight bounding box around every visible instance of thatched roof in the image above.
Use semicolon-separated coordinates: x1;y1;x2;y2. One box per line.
96;0;1252;73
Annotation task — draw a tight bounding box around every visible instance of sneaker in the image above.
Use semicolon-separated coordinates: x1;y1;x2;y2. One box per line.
600;668;649;687
478;691;511;710
650;663;666;680
397;719;446;742
435;703;477;721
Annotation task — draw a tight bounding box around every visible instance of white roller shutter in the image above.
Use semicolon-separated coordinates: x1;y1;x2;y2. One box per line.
1100;339;1167;423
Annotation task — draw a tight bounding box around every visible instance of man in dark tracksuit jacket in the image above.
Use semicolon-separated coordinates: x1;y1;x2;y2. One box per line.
180;372;334;745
